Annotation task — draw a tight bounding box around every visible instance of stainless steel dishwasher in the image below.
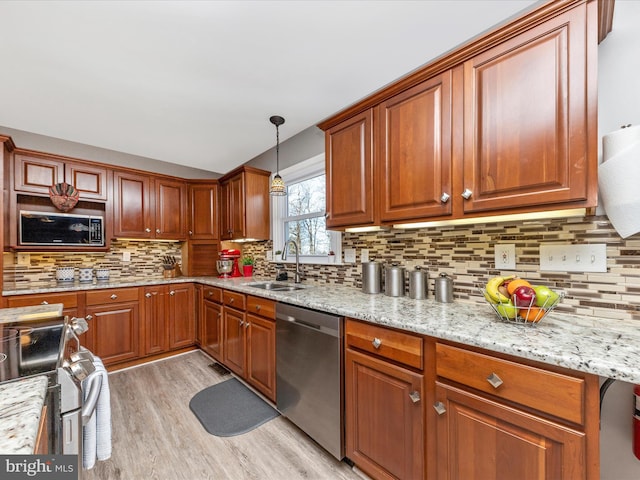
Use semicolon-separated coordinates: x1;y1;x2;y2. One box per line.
276;302;344;460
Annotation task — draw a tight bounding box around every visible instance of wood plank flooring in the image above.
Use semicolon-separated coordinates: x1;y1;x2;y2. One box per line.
84;351;361;480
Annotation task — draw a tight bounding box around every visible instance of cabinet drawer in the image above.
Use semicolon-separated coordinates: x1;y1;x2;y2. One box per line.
86;288;139;305
436;343;585;425
202;287;222;303
345;318;423;370
223;290;246;310
246;295;275;320
7;292;78;309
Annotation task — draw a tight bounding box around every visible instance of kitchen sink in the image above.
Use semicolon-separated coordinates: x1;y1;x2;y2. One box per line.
243;282;306;292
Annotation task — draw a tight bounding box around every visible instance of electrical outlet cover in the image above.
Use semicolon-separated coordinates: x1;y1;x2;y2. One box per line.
344;248;356;263
494;244;516;270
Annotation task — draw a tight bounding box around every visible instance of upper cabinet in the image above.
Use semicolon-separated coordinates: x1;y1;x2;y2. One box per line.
113;170;187;240
318;0;599;229
219;166;270;241
14;150;108;201
188;181;219;240
325;110;375;229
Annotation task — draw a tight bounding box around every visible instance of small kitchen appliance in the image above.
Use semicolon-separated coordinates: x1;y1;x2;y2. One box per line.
217;249;242;278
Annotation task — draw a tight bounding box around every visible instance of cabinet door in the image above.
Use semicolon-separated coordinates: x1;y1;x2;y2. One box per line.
223;307;246;376
435;382;586;480
462;6;593;213
189;183;219;240
345;348;424;480
220;174;245;240
246;313;275;402
325;109;375;228
203;299;223;361
86;302;140;366
378;71;453;222
168;284;195;349
113;171;153;238
155;178;187;240
185;241;219;277
14;154;64;194
142;286;168;355
65;162;108;201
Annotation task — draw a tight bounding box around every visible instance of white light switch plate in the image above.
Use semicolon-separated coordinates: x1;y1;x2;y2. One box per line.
122;251;131;262
494;244;516;270
361;249;369;263
539;244;607;272
17;253;30;266
344;248;356;263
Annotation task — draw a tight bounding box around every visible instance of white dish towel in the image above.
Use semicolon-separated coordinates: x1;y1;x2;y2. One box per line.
82;357;112;470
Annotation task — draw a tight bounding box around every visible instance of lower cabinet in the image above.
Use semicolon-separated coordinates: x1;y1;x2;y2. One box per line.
222;290;247;377
345;318;425;480
85;288;140;366
201;286;223;361
143;283;195;355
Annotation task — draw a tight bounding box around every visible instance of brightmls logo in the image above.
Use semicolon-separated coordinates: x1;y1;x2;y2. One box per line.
0;455;77;480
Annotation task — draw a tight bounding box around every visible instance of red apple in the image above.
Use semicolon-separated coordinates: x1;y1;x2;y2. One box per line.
513;285;536;308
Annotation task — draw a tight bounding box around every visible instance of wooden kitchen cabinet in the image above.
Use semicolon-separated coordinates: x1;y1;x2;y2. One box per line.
85;288;140;366
167;283;195;349
113;170;187;240
143;283;195;355
434;342;599;480
222;295;246;377
142;285;169;355
345;318;425;480
219;166;270;241
318;0;597;229
13;151;108;201
325;109;375;228
460;4;596;214
188;181;219;240
201;286;223;361
246;295;276;402
378;71;453;223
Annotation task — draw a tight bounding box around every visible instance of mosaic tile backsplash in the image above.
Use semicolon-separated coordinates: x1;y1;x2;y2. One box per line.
5;215;640;321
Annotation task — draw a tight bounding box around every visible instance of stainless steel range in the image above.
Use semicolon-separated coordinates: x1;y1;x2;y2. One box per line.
0;309;103;478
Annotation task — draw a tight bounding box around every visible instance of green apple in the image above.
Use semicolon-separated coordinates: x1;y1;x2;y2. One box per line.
495;302;518;319
533;285;560;308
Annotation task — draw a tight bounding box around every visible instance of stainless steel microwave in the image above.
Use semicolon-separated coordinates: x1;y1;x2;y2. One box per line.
19;210;105;247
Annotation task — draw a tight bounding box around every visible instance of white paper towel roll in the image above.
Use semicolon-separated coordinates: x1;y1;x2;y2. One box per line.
599;125;640;238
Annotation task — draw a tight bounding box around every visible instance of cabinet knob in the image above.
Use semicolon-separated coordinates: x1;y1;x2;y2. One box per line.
409;391;421;403
244;322;250;329
85;315;93;321
433;401;447;415
440;192;450;203
189;230;193;236
255;305;261;311
156;229;161;234
208;291;213;296
486;372;504;389
145;228;151;233
170;290;175;296
41;300;49;305
240;320;245;326
145;293;152;298
229;298;234;304
110;294;118;300
217;313;221;319
372;337;382;349
461;188;473;200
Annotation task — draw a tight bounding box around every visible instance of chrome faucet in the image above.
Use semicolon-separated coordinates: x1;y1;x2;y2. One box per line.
282;239;304;283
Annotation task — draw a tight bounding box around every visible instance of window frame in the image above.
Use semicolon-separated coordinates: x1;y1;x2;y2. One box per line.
271;154;342;265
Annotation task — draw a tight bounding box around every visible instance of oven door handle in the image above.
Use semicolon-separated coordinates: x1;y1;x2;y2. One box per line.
82;374;103;425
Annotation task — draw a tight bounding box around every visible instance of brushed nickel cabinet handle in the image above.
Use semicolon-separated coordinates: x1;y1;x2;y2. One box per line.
189;230;193;235
409;391;421;403
440;192;450;203
433;402;447;415
170;291;175;296
255;305;261;311
85;315;93;321
145;293;152;298
156;229;161;234
110;294;118;300
229;298;234;304
41;301;49;305
145;228;151;233
461;188;473;200
244;322;250;329
487;372;504;389
208;291;213;296
372;337;382;349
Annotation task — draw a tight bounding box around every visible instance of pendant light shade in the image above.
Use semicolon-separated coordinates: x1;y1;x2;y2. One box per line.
269;115;287;196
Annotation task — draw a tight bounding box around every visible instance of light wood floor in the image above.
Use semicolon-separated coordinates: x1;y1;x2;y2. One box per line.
84;351;361;480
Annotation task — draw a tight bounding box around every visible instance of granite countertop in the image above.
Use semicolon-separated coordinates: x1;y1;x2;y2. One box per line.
0;375;49;454
5;275;640;383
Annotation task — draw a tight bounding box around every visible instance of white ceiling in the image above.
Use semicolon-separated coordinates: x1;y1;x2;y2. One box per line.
0;1;537;175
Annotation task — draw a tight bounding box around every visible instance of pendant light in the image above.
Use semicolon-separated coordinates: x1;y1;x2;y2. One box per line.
269;115;287;196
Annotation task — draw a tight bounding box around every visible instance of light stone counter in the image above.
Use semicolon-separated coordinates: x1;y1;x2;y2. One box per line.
5;275;640;383
0;375;49;454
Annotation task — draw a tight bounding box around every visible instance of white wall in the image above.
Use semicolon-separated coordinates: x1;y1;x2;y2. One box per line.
597;2;640;478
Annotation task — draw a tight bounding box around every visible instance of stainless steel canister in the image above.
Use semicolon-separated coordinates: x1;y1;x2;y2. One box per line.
434;273;454;303
384;263;405;297
362;261;382;294
408;266;428;300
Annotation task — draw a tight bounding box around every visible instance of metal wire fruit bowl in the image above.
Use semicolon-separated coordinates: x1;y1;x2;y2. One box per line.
478;287;564;325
